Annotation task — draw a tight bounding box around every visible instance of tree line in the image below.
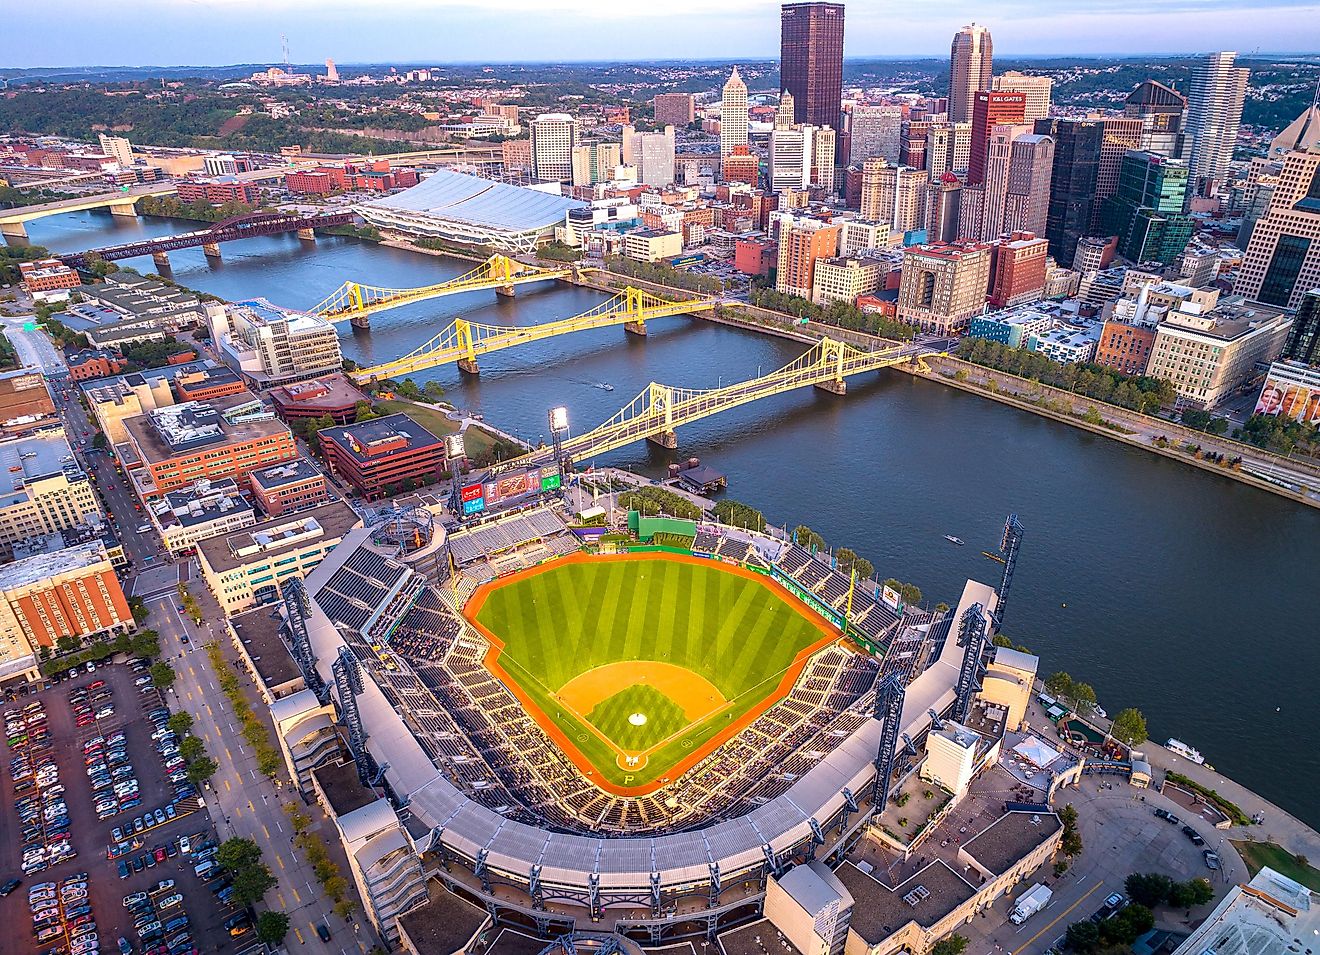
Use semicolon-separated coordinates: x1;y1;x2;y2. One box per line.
749;286;917;342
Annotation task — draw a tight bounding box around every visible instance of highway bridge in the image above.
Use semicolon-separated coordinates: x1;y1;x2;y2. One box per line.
352;287;712;381
312;254;577;329
519;336;937;464
0;183;178;239
56;211;357;268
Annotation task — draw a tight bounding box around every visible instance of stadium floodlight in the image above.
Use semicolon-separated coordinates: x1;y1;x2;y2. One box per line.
444;433;466;459
548;406;569;434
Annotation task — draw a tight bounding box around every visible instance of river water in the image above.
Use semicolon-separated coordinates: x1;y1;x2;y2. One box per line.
26;211;1320;828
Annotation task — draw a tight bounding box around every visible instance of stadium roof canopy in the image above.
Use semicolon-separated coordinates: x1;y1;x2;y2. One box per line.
356;169;585;253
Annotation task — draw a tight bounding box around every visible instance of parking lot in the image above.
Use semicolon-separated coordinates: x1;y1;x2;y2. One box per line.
0;660;265;955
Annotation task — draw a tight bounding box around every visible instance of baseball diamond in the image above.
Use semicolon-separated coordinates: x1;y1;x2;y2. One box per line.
465;551;840;792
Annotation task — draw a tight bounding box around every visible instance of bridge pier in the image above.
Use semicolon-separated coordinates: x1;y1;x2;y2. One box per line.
296;228;316;241
646;430;677;449
457;358;481;375
0;221;29;240
623;320;648;337
814;379;847;395
495;285;516;298
108;201;138;218
151;251;171;270
201;243;222;260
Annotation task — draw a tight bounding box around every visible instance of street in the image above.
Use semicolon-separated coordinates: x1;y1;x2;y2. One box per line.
1;313;67;376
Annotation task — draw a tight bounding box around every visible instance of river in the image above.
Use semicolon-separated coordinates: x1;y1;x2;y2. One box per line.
26;210;1320;829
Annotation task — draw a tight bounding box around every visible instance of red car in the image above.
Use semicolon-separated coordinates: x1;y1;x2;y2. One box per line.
154;847;167;863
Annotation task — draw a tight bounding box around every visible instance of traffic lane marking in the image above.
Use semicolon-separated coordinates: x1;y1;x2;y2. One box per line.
1012;880;1104;955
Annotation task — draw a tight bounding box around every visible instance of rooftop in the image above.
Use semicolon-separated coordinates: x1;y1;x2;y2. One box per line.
396;884;491;955
196;498;359;574
268;374;367;412
229;605;303;689
124;392;287;463
230;297;331;336
992;645;1039;675
838;859;977;941
249;457;325;491
963;810;1062;876
319;413;443;465
0;540;111;592
313;760;377;818
0;431;84;508
717;919;806;955
361;168;584;232
157;478;252;529
173;366;243;396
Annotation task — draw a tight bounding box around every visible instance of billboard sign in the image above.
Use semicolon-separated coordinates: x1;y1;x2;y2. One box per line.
881;585;903;611
460;483;484;503
462;497;486;516
540;472;562;492
1255;365;1320;425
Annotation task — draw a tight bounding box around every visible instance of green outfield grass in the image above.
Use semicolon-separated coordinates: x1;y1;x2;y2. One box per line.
587;685;687;752
473;557;829;787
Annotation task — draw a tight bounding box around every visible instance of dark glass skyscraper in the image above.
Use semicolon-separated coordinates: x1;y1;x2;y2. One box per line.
1282;289;1320;365
780;3;845;131
1034;118;1104;264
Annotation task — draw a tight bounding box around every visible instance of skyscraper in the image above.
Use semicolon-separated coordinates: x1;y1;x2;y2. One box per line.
1236;148;1320;308
530;113;578;183
1035;118;1104;264
653;93;695;127
720;66;749;165
969;90;1026;185
1282;289;1320;365
849;105;904;164
1005;134;1056;236
860;159;923;233
1093;118;1145;231
1100;151;1193;264
1185;52;1249;194
780;3;845;131
1124;79;1188;159
949;23;993;124
992;72;1052;123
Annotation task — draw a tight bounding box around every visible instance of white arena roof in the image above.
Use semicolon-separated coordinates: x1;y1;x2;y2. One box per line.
357;169;584;253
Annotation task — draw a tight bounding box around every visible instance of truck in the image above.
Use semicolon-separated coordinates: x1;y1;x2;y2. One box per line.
1009;883;1053;924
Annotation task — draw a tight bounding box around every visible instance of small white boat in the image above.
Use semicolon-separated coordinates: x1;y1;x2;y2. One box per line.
1166;738;1205;764
944;535;964;545
595;382;615;391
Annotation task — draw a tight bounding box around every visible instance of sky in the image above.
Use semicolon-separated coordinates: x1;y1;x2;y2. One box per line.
2;0;1318;69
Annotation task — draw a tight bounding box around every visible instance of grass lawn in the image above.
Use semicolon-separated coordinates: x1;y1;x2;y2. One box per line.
373;398;498;459
474;556;829;786
587;685;687;753
1231;840;1320;891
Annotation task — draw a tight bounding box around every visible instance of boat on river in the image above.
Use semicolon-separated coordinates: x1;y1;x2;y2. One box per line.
1166;738;1206;764
944;535;964;545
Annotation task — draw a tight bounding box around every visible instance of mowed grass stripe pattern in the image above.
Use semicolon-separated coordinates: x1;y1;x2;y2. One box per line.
587;685;687;752
475;558;824;697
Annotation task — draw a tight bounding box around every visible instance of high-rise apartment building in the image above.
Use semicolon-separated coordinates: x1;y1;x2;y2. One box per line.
775;216;842;299
1100;150;1193;265
771;126;813;192
530;113;579;183
98;134;133;167
860;159;923;233
1035;118;1104;264
969;91;1027;185
626;125;677;187
813;127;837;194
992;72;1052;123
1124;79;1188;159
849;105;904;164
1236;148;1320;308
720;66;750;165
949;24;993;124
571;142;623;186
1185;52;1249;193
897;242;993;335
988;231;1051;308
653;93;695;127
780;3;845;131
926;122;972;180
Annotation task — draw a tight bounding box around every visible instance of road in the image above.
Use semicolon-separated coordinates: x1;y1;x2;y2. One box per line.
1;313;67;375
148;597;372;955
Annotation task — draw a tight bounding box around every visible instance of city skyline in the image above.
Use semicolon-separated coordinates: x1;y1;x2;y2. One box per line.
2;0;1318;69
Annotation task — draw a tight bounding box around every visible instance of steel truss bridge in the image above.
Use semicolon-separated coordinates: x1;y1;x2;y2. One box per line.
56;211;357;268
311;254;577;329
519;336;935;465
351;286;713;382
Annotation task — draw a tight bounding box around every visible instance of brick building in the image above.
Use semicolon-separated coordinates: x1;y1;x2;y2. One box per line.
1094;320;1158;375
67;349;129;383
987;232;1050;308
176;178;262;206
18;259;82;301
0;541;133;654
172;367;248;402
267;374;369;425
319;413;446;501
248;458;331;517
0;368;56;433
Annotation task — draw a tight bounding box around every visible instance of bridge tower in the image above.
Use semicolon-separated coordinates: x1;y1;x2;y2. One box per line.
813;338;848;395
644;383;678;449
201;243;222;260
296;227;317;241
455;320;480;375
491;254;517;298
347;283;371;330
152;251;171;270
623;286;648;337
108;199;138;218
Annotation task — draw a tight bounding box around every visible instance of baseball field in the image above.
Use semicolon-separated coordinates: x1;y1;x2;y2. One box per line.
465;551;838;794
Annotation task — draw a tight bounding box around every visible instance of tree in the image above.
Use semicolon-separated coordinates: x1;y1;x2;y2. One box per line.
884;578;922;605
217;837;264;873
130;631;161;659
150;660;176;690
353;400;378;422
929;934;969;955
1065;919;1101;953
1125;872;1174;908
232;863;277;906
793;524;826;550
1100;903;1154;946
333;898;357;919
186;756;218;785
167;712;194;736
323;875;350;902
1045;671;1074;697
256;911;290;946
1110;707;1149;746
1070;681;1098;712
179;735;205;762
423;380;445;402
57;634;80;655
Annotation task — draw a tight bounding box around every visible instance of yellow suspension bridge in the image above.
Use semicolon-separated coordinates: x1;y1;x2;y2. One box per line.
517;336;937;465
350;287;716;382
310;254;577;328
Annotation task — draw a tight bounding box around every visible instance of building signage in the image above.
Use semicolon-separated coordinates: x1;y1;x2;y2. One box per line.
460;483;484;503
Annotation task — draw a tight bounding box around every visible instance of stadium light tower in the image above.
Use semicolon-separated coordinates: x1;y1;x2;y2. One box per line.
445;433;467;519
548;405;569;474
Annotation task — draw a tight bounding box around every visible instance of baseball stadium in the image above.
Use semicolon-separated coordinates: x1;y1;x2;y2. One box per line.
279;489;1023;949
